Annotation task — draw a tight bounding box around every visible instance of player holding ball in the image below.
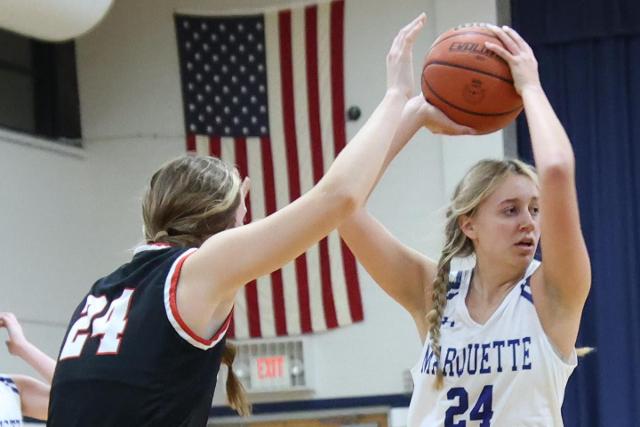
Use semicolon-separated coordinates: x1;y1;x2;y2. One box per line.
340;24;590;426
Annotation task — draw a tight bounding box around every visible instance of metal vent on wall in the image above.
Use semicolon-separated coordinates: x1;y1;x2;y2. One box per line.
232;338;311;393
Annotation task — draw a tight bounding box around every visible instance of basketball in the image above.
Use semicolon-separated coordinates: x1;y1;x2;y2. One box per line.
421;24;523;134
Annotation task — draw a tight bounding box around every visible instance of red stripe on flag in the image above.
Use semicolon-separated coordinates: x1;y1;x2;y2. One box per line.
319;238;338;326
234;137;262;337
209;136;221;158
186;134;196;152
342;242;363;321
306;5;338;329
331;0;363;322
279;10;312;334
330;1;346;154
260;136;288;336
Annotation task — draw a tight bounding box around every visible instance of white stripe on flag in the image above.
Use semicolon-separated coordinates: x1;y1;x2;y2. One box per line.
247;136;276;337
265;10;301;335
195;135;210;156
318;1;351;326
220;137;249;339
292;7;326;332
221;137;237;167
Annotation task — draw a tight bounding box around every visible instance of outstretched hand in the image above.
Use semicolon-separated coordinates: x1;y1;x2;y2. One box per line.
0;312;28;356
484;25;541;95
405;95;476;135
386;13;427;99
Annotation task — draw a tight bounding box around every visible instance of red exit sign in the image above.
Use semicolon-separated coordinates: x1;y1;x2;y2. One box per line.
250;355;291;389
256;356;285;379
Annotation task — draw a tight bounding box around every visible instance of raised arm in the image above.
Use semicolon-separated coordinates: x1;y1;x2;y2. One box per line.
1;313;54;420
486;26;591;355
338;97;473;327
0;312;55;383
178;15;429;326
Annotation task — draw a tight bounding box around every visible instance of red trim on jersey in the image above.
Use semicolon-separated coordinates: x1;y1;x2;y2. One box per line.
169;252;232;346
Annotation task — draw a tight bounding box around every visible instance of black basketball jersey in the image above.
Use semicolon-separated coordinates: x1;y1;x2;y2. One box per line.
48;244;232;427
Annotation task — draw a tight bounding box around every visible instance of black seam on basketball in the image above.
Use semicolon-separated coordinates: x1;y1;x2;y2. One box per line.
422;73;522;117
431;31;502;50
425;61;514;84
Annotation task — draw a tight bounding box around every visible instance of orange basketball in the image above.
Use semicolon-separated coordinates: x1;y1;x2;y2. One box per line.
421;24;523;134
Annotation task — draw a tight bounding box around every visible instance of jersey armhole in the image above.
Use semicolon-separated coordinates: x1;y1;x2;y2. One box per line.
541;331;578;369
163;249;233;350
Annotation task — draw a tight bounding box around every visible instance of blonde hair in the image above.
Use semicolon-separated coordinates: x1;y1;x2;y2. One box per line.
426;159;538;388
426;159;592;388
142;154;251;414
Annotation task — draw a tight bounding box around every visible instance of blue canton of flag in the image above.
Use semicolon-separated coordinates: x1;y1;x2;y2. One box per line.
178;16;269;137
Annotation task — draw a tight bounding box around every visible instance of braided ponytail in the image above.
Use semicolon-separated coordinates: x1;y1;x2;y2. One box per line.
426;209;474;388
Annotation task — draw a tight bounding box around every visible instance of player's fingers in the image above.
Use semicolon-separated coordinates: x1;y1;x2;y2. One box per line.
487;25;519;55
388;30;406;61
398;13;426;38
403;13;427;45
484;41;514;64
501;25;531;53
391;13;426;57
442;123;477;136
431;108;477;135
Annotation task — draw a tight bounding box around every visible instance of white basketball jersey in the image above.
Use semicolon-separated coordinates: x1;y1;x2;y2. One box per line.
0;375;23;426
408;261;577;427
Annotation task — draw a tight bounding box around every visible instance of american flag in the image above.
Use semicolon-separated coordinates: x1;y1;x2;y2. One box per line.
175;0;363;339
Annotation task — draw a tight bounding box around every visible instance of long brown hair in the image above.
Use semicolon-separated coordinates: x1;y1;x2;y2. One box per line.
142;154;242;247
142;154;251;414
